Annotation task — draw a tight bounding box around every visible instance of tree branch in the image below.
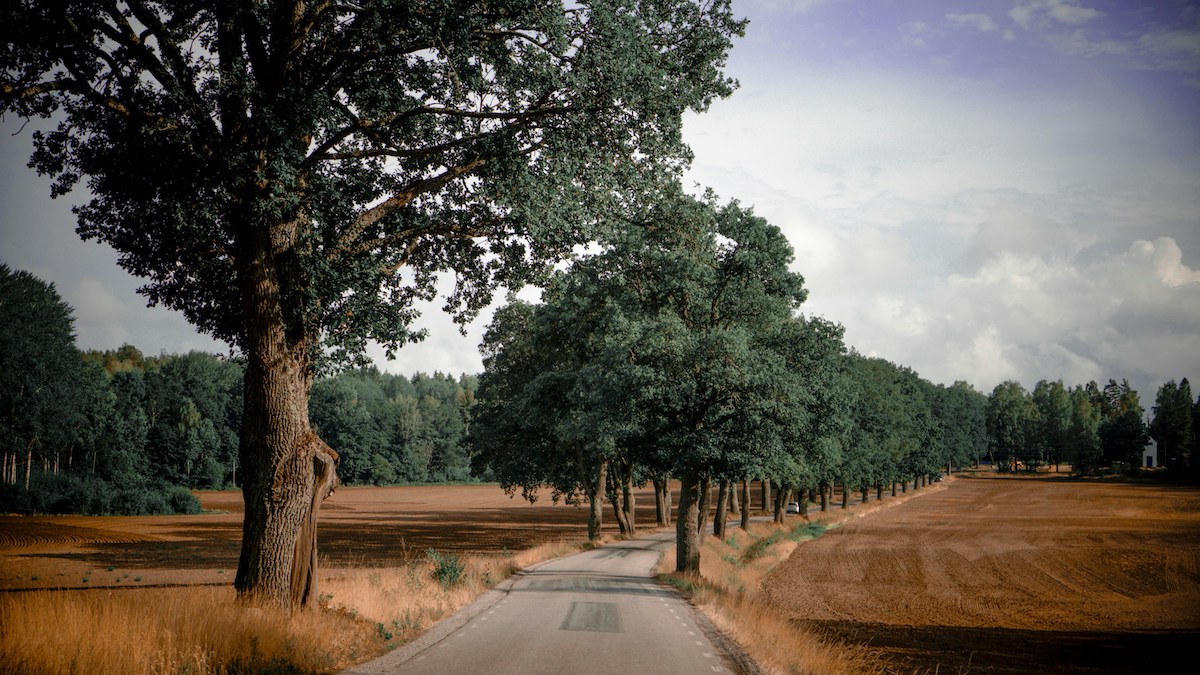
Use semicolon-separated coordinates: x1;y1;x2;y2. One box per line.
331;158;486;259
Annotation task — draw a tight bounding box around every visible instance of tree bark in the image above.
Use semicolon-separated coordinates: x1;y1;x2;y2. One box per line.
819;481;828;511
861;485;869;503
773;484;786;524
739;479;751;530
606;467;630;535
653;474;671;527
587;460;607;540
713;479;729;537
675;470;702;573
232;221;343;611
760;478;770;512
841;481;849;508
798;487;809;517
728;479;739;517
622;462;636;536
695;474;712;536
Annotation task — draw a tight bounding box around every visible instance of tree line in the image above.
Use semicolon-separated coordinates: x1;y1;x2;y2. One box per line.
1;265;480;514
986;377;1198;474
465;192;993;572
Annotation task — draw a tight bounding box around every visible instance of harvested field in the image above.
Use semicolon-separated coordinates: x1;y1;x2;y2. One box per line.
763;475;1200;674
0;484;651;591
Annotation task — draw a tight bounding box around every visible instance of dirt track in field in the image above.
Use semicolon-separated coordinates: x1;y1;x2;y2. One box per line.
763;475;1200;674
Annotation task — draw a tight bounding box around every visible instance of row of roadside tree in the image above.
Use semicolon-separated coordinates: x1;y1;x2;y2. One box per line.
2;261;1194;532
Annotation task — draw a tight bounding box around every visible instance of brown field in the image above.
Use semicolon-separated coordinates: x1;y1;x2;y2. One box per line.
763;475;1200;673
3;477;1198;674
0;484;638;591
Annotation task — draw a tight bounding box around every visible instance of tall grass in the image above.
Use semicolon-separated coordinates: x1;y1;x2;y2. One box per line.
660;520;888;675
0;586;377;675
1;540;600;674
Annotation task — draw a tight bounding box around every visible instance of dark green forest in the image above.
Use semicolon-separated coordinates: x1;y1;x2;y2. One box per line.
2;263;1195;517
1;265;479;514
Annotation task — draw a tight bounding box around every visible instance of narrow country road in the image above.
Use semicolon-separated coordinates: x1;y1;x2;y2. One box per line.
345;529;742;674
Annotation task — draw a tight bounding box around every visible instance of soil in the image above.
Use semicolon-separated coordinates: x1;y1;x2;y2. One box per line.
4;476;1197;674
762;474;1200;674
0;484;650;591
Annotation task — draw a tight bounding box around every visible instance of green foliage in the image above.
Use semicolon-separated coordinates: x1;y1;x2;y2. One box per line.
1151;379;1194;469
426;549;465;590
987;381;1039;467
309;370;477;486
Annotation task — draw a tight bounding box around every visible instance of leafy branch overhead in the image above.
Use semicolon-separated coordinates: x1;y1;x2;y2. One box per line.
1;0;746;368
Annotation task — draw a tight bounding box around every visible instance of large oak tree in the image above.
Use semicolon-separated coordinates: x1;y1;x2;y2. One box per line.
1;0;744;608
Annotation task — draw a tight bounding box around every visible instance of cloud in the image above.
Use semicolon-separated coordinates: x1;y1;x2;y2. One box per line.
1010;1;1104;30
1138;29;1200;74
682;61;1200;399
762;0;839;13
946;12;1000;34
901;20;930;49
1128;237;1200;288
68;278;131;346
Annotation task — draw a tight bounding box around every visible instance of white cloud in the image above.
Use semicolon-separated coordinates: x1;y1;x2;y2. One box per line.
901;20;930;49
683;61;1200;398
1138;30;1200;73
1128;237;1200;288
946;13;999;34
1010;1;1104;29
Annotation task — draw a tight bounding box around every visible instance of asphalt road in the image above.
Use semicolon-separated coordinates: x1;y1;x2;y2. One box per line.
345;529;739;674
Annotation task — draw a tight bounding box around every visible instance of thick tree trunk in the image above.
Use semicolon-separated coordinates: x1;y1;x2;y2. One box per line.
728;479;739;517
773;484;787;524
841;481;849;508
653;474;671;527
622;462;636;536
606;468;630;535
819;481;828;511
902;479;908;493
760;478;770;511
695;474;712;535
861;485;869;503
588;460;607;540
798;487;809;517
739;479;751;530
232;217;342;611
876;482;883;501
713;480;729;538
234;338;339;610
675;470;702;573
892;481;897;497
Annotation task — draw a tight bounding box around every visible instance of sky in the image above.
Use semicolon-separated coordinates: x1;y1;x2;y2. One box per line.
1;0;1198;406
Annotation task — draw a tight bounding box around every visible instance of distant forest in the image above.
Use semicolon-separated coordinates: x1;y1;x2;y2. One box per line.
2;264;1196;516
1;265;479;515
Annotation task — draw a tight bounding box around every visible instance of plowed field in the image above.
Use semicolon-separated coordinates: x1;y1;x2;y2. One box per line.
763;475;1200;673
0;484;642;590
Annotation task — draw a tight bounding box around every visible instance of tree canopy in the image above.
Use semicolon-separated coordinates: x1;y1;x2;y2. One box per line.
2;0;748;609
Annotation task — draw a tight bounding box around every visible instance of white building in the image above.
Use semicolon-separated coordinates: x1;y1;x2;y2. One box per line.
1143;438;1158;469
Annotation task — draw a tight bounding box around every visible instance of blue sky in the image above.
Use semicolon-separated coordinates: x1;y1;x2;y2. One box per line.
1;0;1198;404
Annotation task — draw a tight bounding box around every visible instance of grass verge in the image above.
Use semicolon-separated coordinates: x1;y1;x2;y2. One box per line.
0;538;604;675
659;519;888;675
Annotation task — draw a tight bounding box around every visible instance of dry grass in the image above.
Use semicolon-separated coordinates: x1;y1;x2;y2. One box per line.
0;586;378;675
0;540;602;675
660;520;888;675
